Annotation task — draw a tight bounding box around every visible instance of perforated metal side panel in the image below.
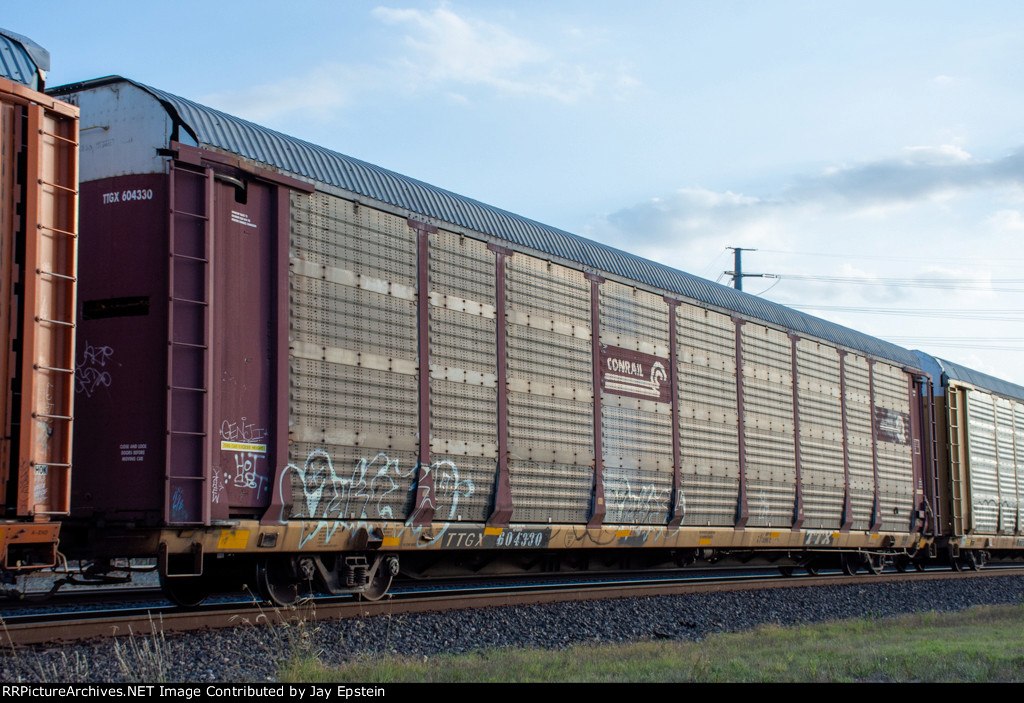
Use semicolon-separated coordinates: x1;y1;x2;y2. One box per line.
741;323;795;527
964;388;999;534
1016;404;1024;533
994;397;1018;534
288;192;418;521
676;303;739;526
599;281;672;525
796;340;844;529
872;363;914;533
844;355;873;531
506;253;593;523
427;230;497;522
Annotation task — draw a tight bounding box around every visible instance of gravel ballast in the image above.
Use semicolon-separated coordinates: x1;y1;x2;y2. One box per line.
3;574;1023;682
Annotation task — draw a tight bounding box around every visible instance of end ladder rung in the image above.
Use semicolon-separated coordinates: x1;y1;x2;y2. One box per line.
32;462;71;468
41;131;78;146
37;269;76;281
34;365;74;373
169;296;208;306
168;340;208;350
169;253;209;264
38;224;78;238
169;385;207;393
173;210;209;221
168;430;206;437
36;317;75;327
40;180;78;195
33;413;72;420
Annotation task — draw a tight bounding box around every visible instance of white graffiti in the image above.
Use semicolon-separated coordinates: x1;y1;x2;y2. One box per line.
756;490;771;524
219;417;268;444
219;417;270;499
75;342;114;397
606;477;670;526
279;449;475;549
211;469;223;505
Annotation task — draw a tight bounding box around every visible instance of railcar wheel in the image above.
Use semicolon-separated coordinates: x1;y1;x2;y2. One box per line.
778;566;795;577
160;572;209;608
805;564;819;576
256;558;299;607
360;555;399;601
841;553;860;576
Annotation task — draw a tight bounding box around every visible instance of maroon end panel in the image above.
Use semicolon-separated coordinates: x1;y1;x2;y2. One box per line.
211;175;277;517
789;334;804;531
486;244;513;526
586;274;605;529
732;317;747;530
665;298;683;527
409;219;437;527
867;361;882;533
72;175;170;524
838;351;852;533
168;143;315;526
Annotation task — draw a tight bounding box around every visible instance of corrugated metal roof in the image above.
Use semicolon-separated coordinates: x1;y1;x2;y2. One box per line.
0;28;48;89
934;356;1024;403
58;77;923;368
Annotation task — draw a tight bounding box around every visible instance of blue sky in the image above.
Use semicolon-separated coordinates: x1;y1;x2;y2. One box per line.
12;1;1024;382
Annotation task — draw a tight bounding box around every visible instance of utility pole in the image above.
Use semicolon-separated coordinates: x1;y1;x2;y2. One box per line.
725;246;764;291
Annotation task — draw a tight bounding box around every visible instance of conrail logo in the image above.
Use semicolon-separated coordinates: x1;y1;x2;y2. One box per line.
607;358;646;377
600;345;671;403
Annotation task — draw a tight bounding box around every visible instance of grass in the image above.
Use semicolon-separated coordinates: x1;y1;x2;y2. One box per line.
278;604;1024;683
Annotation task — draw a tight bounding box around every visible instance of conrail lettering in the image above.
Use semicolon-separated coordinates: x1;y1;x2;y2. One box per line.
607;358;645;377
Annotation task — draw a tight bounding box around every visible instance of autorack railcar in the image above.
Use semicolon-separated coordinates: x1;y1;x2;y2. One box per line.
42;75;947;605
915;351;1024;569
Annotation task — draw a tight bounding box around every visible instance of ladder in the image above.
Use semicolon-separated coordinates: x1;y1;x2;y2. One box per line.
164;161;213;527
946;388;965;536
17;101;78;520
923;377;941;536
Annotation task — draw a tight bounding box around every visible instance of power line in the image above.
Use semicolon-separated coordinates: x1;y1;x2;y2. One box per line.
756;248;1024;267
786;304;1024;321
883;338;1024;351
773;273;1024;292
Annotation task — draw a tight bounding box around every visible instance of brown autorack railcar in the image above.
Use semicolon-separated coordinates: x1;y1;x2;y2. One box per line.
49;76;943;605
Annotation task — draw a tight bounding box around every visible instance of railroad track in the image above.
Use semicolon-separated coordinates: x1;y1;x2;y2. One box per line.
4;566;1020;646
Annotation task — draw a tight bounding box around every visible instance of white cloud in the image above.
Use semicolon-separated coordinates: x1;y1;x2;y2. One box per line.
985;208;1024;231
594;143;1024;254
200;4;637;123
371;4;610;102
201;63;367;124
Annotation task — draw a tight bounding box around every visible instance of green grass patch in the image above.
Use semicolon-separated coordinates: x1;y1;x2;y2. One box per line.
279;605;1024;683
